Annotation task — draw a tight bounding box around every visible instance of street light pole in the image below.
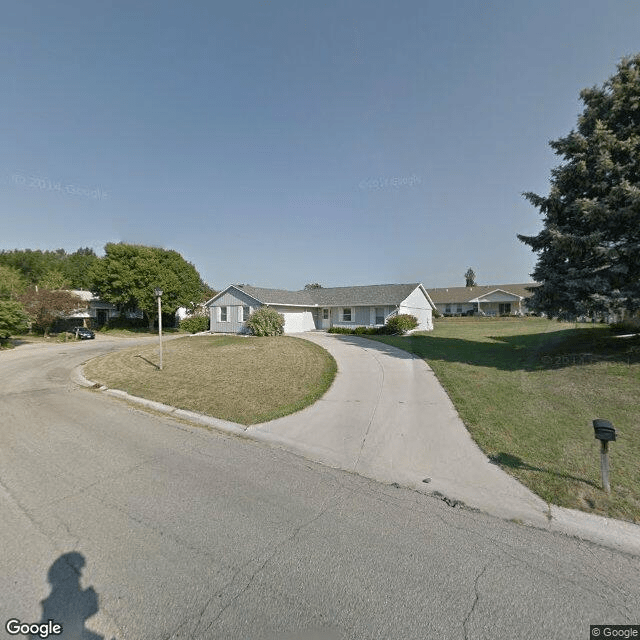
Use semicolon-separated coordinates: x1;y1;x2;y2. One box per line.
154;288;163;370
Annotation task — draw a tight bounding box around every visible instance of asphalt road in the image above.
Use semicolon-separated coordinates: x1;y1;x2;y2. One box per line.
1;338;639;640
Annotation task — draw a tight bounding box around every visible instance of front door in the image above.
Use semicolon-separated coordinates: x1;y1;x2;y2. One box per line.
96;309;108;326
321;308;331;329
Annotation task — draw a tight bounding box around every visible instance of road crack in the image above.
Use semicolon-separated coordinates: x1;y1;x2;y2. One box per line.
185;489;345;639
463;563;488;640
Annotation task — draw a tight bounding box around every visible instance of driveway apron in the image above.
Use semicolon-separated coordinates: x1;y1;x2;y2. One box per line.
251;333;551;525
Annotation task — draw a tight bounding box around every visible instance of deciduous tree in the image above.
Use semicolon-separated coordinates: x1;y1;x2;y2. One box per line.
19;289;81;335
0;300;30;341
0;265;28;300
89;243;206;329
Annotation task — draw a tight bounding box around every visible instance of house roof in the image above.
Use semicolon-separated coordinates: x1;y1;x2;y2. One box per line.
426;283;539;304
208;283;431;307
70;289;97;302
308;283;424;306
235;286;315;305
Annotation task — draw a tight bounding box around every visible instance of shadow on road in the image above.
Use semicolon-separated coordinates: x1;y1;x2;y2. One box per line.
32;552;111;640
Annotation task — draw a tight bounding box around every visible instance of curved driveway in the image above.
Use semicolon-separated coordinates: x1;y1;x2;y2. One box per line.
1;336;639;639
253;333;550;524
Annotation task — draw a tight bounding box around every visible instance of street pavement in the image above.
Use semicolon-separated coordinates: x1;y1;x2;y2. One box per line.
1;337;639;639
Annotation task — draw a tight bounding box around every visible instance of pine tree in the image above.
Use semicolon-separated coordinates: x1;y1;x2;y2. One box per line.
518;55;640;317
464;268;476;287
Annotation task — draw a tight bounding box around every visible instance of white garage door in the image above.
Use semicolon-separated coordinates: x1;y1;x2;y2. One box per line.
282;309;316;333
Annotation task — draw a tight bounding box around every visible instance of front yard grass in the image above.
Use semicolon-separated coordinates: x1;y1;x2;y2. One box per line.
371;318;640;523
83;335;337;425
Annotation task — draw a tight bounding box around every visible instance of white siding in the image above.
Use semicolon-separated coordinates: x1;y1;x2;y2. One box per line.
399;286;433;331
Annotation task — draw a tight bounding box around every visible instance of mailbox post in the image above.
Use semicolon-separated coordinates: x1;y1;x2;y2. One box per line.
593;419;616;493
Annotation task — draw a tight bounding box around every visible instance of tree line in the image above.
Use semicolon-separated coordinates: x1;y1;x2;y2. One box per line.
0;243;216;341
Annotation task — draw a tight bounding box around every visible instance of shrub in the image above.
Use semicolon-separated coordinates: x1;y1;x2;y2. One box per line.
246;306;284;336
180;315;210;333
354;326;380;335
100;317;149;331
328;326;355;334
610;318;640;334
384;313;418;334
328;325;384;335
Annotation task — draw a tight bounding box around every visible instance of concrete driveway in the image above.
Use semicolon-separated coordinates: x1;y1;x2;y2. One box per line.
4;338;639;638
252;333;551;525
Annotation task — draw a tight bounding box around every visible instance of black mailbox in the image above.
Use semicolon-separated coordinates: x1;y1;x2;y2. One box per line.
593;419;616;442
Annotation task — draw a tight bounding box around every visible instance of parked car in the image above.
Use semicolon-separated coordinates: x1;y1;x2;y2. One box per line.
73;326;95;340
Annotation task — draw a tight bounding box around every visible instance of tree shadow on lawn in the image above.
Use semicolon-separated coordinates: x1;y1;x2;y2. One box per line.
338;329;640;373
489;452;600;490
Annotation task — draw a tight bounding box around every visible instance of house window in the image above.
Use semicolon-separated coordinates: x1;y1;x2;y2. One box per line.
242;306;250;321
375;307;385;325
445;305;451;313
456;305;463;314
499;303;511;315
323;309;329;320
342;308;352;322
220;306;227;322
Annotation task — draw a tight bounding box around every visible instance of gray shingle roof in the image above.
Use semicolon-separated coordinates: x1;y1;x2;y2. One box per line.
229;283;424;307
236;286;315;305
426;283;539;304
309;283;422;306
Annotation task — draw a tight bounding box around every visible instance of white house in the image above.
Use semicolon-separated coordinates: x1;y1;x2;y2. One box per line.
65;290;143;327
205;283;436;334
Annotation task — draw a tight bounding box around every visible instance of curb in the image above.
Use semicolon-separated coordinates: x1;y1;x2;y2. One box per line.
72;364;640;556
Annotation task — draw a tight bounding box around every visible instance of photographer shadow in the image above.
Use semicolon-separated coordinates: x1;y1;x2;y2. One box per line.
32;552;111;640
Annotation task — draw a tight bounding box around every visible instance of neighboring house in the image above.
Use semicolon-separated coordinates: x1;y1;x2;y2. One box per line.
205;283;436;334
65;290;143;328
426;283;540;317
175;303;207;324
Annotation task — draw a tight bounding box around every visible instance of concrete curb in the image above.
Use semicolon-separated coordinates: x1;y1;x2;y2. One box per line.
72;363;640;556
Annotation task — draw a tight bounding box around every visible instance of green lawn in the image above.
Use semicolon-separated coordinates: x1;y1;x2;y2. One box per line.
370;317;640;523
83;335;337;425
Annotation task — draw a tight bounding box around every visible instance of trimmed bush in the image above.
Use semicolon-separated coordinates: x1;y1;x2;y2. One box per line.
328;325;386;336
384;314;418;334
180;315;210;333
327;326;354;334
246;306;285;336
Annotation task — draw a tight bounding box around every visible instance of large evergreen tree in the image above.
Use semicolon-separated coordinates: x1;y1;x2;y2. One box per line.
518;55;640;317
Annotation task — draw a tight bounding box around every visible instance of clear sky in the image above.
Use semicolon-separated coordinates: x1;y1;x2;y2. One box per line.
2;1;639;290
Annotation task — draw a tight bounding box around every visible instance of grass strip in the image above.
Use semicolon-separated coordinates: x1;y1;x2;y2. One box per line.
369;318;640;523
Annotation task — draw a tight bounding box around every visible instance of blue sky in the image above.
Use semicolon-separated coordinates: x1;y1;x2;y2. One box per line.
2;1;639;290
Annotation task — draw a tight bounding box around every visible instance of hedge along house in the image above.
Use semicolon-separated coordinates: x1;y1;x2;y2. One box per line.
426;283;540;317
205;283;436;334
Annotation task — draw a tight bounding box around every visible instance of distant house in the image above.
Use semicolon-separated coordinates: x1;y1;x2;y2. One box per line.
205;283;436;334
175;303;207;324
426;283;540;317
65;290;143;328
